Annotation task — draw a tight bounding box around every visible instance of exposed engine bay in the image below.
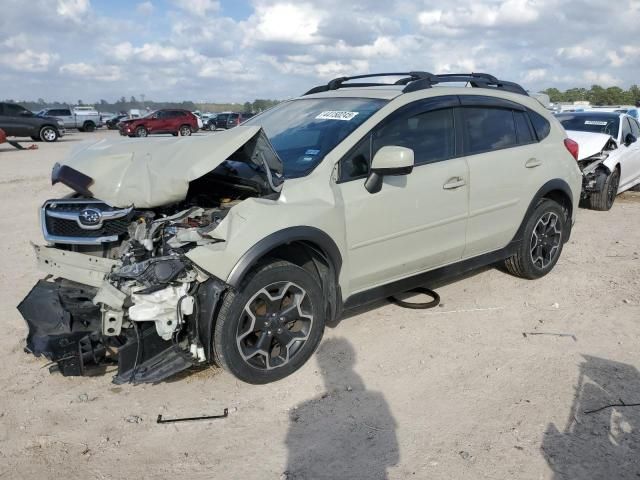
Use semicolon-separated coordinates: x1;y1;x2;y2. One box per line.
18;127;283;383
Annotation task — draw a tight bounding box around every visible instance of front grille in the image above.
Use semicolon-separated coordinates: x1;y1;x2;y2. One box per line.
45;216;131;238
41;199;133;245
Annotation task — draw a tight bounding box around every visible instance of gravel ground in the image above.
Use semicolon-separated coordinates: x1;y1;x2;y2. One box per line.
0;130;639;479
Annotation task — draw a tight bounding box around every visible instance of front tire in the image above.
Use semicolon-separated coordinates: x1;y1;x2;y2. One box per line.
504;198;566;279
39;126;58;142
588;167;620;211
135;126;148;137
213;260;325;384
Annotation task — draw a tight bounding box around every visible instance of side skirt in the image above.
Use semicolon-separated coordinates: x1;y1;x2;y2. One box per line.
342;243;517;311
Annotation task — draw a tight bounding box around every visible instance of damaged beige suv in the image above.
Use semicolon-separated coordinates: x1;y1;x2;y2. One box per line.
19;72;582;384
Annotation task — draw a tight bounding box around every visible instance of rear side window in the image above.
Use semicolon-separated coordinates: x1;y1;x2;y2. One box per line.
528;110;551;141
514;111;535;144
630;118;640;137
463;107;517;154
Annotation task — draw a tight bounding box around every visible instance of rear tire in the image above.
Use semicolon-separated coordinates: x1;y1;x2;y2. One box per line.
135;126;148;137
588;167;620;211
504;198;566;279
83;121;96;132
213;260;325;384
179;125;192;136
39;126;58;142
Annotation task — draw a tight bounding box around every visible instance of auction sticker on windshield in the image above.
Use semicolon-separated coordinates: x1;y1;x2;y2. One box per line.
584;120;609;126
316;111;359;121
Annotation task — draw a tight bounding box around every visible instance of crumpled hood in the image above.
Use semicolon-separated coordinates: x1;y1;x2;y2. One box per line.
565;130;615;160
54;126;283;208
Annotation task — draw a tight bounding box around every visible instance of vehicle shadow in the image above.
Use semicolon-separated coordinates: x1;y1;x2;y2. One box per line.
541;355;640;479
282;337;399;480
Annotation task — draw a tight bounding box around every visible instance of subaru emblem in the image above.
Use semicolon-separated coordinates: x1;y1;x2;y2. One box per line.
79;208;102;227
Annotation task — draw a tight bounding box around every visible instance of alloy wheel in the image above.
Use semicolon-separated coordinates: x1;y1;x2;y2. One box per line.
607;170;620;208
236;281;313;370
530;212;562;269
41;127;56;141
180;126;191;136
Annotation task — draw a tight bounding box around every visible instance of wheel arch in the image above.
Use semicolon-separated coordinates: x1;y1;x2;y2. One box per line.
227;227;343;321
512;179;574;244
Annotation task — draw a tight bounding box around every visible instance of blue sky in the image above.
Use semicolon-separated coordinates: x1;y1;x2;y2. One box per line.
1;0;639;103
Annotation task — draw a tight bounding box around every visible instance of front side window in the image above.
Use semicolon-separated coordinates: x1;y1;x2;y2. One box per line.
621;117;632;142
373;108;456;165
4;103;31;116
339;106;457;181
463;107;517;154
244;97;387;178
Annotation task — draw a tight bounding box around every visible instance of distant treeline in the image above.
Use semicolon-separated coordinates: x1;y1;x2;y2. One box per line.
542;85;640;106
1;97;281;114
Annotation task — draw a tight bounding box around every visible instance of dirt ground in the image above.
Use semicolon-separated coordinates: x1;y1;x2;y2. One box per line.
0;130;639;480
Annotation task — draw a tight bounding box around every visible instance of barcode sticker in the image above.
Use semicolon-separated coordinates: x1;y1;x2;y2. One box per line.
315;111;359;121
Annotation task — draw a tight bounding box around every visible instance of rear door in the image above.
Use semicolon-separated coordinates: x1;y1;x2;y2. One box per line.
337;96;469;294
460;96;548;258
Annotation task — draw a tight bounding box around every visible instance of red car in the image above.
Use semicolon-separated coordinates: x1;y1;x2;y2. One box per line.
119;109;199;137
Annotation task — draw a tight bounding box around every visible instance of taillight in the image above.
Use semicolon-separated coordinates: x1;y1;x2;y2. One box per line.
564;138;579;161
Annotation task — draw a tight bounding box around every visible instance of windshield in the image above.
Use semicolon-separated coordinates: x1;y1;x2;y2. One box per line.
244;97;387;178
557;114;619;138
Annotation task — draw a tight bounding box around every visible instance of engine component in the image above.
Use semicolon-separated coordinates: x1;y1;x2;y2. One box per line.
113;256;187;288
129;283;193;340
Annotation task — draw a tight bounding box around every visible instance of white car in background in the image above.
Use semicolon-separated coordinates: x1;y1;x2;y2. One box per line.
556;111;640;210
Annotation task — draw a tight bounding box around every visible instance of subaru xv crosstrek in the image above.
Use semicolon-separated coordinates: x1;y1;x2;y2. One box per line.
19;72;582;385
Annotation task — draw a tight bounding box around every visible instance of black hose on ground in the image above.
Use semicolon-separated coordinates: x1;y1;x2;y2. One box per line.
388;287;440;309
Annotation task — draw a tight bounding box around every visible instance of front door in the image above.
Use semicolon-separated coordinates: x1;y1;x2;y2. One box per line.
336;98;469;295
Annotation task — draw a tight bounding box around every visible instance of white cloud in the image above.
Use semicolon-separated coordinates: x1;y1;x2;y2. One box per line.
249;3;325;45
59;62;121;81
0;49;58;72
56;0;90;21
171;0;219;17
136;1;154;15
584;70;620;86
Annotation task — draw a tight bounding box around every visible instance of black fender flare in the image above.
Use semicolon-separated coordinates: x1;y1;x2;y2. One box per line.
226;226;343;288
511;178;574;244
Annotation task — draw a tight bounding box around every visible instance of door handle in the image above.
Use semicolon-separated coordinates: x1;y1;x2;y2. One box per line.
525;158;542;168
443;177;466;190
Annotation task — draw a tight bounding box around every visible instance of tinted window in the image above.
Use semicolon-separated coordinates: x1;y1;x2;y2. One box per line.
556;113;619;138
630;118;640;137
528;110;551;140
4;103;30;116
340;135;371;181
373;108;455;165
463;107;517;154
514;111;535;144
621;117;632;140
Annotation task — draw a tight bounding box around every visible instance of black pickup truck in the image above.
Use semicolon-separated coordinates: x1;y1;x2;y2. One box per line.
0;102;66;142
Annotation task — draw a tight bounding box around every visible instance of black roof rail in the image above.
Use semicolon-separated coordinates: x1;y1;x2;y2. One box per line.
303;72;528;96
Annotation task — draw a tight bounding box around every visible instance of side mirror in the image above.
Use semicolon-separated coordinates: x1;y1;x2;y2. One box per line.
625;133;637;146
364;146;414;194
